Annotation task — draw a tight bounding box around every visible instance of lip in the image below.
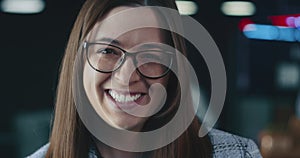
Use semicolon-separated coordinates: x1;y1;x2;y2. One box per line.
106;89;146;95
104;89;146;111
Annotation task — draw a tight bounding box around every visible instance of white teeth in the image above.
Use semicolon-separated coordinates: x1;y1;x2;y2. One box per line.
108;90;141;103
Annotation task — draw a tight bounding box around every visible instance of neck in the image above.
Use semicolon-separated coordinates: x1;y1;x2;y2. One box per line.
95;141;141;158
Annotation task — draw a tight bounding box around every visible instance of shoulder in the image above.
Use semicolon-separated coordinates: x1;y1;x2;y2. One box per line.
27;130;262;158
208;129;262;158
26;143;98;158
26;143;49;158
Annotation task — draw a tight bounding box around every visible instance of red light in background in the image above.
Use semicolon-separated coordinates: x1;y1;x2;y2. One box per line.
238;18;254;31
269;14;300;28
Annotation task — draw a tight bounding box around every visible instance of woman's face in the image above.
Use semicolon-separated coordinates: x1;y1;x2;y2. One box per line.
83;6;170;131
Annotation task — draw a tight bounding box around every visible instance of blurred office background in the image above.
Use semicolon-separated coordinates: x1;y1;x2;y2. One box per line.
0;0;300;157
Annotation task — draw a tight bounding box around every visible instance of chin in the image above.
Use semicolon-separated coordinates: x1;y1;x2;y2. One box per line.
109;116;147;131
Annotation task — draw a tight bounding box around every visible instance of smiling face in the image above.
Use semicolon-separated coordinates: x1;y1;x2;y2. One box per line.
83;6;171;131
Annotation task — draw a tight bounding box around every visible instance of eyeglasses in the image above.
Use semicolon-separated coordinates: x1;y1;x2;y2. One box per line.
83;41;174;79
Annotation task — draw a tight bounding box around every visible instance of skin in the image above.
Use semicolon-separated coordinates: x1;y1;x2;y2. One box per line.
83;6;170;158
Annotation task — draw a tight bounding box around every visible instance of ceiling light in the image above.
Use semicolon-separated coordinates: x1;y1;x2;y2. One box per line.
221;1;256;16
176;1;198;15
1;0;45;14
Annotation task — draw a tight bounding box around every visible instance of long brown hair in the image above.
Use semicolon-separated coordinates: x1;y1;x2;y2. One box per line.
46;0;213;157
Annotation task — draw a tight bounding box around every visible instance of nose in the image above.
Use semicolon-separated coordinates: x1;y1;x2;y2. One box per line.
113;56;141;85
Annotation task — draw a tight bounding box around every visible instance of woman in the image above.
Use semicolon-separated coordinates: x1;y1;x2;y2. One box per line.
28;0;262;157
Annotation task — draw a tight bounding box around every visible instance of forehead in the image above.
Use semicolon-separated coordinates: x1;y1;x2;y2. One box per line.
86;6;168;43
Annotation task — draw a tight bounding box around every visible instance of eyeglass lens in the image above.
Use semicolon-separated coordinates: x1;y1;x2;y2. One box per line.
86;43;173;78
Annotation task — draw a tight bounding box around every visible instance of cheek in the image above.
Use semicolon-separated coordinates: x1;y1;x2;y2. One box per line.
155;75;170;88
83;63;94;93
146;75;170;95
83;63;109;96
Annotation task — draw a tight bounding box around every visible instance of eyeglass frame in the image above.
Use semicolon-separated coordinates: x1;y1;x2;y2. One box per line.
83;41;174;79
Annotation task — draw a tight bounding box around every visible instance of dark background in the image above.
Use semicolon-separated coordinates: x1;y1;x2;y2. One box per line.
1;0;300;157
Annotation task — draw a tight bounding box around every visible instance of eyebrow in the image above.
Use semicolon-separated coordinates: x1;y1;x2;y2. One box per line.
94;38;173;52
95;37;121;45
138;43;172;51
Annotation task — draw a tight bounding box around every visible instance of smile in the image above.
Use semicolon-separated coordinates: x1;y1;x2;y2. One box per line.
108;89;142;103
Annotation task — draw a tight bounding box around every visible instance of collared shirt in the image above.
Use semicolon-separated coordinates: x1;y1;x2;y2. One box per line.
27;129;262;158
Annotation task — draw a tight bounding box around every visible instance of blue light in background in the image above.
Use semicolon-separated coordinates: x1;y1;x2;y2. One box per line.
278;27;296;42
296;29;300;42
243;24;300;42
243;24;279;40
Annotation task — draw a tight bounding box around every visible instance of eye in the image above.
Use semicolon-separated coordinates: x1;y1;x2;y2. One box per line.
96;48;117;55
139;51;165;61
143;53;156;58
